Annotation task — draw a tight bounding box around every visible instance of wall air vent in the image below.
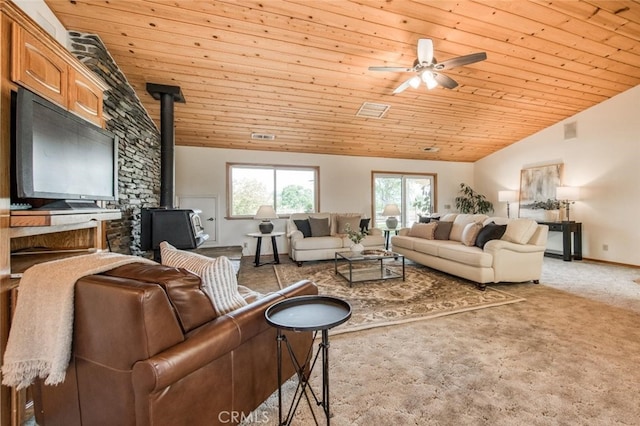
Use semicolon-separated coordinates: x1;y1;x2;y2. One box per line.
356;102;390;119
563;122;577;140
251;133;276;140
423;147;440;153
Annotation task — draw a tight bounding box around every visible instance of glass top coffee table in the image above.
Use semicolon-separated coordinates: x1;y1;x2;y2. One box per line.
334;249;405;287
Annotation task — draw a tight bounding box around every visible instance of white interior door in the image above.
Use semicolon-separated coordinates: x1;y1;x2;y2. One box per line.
178;195;218;245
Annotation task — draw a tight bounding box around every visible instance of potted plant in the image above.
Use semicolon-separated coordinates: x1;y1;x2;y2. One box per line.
454;183;494;214
530;198;561;221
344;223;368;253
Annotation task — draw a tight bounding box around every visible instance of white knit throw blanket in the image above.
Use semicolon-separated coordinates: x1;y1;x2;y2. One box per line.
1;252;156;389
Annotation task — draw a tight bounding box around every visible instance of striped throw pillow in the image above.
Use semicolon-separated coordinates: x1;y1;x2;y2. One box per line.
160;242;247;316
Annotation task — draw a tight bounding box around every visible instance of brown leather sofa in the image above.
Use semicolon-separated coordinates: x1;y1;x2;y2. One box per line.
32;262;318;426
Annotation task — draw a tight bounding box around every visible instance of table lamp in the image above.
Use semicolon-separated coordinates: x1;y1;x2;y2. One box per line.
555;186;579;221
382;204;401;229
498;190;518;218
254;205;277;233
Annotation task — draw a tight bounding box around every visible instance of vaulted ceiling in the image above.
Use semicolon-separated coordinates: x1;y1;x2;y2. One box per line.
45;0;640;162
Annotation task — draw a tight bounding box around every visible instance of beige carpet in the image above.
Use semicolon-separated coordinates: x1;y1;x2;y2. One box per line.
240;257;640;426
274;261;524;335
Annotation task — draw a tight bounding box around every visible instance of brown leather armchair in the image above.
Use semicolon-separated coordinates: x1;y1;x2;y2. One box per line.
32;262;317;426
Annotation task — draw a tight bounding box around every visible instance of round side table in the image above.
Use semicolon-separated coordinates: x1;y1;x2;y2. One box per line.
265;295;351;426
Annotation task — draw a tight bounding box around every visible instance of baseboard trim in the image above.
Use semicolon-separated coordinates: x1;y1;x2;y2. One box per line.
580;257;640;269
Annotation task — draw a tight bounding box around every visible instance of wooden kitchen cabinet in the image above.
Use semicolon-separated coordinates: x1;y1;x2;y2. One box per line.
10;23;67;107
10;21;107;127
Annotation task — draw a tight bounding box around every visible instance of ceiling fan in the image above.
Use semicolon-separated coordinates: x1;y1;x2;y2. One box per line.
369;39;487;94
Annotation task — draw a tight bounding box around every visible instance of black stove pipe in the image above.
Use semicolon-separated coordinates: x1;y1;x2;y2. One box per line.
146;83;186;209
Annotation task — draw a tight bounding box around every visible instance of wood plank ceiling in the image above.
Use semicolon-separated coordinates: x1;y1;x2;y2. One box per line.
45;0;640;162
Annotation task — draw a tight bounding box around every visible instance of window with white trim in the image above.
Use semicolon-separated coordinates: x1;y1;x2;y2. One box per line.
227;163;318;217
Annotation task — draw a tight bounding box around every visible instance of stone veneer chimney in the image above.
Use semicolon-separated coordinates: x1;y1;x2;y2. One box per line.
67;32;161;256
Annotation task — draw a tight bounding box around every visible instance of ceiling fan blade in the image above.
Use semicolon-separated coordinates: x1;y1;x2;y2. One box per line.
435;52;487;70
417;39;434;65
368;66;414;72
392;78;415;94
433;73;459;89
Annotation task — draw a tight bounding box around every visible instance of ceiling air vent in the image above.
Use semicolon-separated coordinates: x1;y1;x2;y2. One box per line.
251;133;276;141
356;102;390;119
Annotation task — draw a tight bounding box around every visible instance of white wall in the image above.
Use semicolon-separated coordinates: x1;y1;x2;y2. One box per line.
14;0;69;47
175;147;473;256
475;85;640;266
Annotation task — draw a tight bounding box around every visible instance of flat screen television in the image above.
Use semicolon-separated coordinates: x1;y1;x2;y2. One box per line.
13;87;118;209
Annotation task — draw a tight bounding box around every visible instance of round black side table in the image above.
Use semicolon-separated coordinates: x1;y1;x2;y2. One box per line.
265;295;352;426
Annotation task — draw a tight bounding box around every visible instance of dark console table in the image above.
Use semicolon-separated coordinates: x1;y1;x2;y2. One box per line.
538;221;582;262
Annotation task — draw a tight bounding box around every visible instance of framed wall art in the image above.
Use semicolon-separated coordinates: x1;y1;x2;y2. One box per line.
518;163;563;220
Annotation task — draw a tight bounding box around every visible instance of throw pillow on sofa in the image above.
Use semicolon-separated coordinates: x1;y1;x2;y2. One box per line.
450;214;488;242
308;217;331;237
461;222;484;246
336;215;361;234
408;222;437;239
293;219;312;238
160;242;247;316
502;218;538;245
434;221;453;240
475;222;507;249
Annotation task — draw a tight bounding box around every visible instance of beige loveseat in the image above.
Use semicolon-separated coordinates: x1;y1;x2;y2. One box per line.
287;212;385;265
390;214;549;290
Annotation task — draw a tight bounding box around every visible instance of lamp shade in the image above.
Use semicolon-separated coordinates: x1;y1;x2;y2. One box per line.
498;190;518;203
254;205;277;220
556;186;580;201
382;204;401;217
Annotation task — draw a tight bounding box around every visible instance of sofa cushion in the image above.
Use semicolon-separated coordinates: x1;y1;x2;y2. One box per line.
292;236;343;250
437;244;493;268
439;213;457;222
502;218;538;244
336;215;361;234
450;214;488;242
388;235;414;250
293;219;312;237
475;222;507;249
412;238;445;256
160;242;247;316
408;222;437;239
434;221;453;240
461;222;484;246
103;262;214;334
309;217;331;237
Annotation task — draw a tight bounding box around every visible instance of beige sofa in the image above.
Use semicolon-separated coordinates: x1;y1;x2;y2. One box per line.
390;214;549;290
287;212;385;265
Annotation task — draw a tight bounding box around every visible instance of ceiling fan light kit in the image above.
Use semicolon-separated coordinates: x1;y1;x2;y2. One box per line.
421;71;438;89
370;38;487;94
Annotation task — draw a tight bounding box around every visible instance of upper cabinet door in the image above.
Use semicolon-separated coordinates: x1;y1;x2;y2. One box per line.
11;24;68;107
11;21;107;128
68;68;104;127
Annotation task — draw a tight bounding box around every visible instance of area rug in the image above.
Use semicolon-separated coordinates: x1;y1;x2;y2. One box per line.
274;261;525;335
